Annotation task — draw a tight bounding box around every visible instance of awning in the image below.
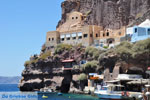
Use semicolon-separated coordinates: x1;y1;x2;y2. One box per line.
72;33;76;37
90;77;99;80
60;35;65;38
105;80;120;83
146;71;150;74
77;32;82;36
66;34;71;38
89;73;97;76
62;59;75;63
127;79;148;85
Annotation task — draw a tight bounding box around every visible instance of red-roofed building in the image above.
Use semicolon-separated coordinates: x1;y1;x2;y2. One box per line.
62;59;76;70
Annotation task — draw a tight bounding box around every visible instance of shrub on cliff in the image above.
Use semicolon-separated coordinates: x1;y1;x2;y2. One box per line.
115;41;133;61
132;38;150;58
78;73;87;81
114;39;150;59
83;61;99;73
54;44;72;54
85;47;100;60
39;50;51;60
24;59;38;67
24;51;51;66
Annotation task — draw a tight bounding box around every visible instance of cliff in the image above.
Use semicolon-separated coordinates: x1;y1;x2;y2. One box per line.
57;0;150;29
19;45;85;92
19;39;150;92
19;0;150;93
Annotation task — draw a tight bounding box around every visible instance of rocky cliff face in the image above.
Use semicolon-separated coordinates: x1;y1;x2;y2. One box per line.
19;39;150;92
19;0;150;92
19;45;85;92
57;0;150;29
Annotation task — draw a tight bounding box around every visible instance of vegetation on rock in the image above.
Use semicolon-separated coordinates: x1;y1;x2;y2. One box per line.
85;47;103;60
82;60;99;74
24;51;51;66
78;73;87;81
115;41;133;61
39;50;51;60
24;59;38;67
54;44;72;54
21;38;150;92
132;38;150;58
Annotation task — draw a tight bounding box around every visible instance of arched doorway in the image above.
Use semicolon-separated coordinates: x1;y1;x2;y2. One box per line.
107;38;115;45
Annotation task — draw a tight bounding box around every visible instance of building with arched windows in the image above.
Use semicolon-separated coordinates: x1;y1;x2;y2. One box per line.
45;11;126;48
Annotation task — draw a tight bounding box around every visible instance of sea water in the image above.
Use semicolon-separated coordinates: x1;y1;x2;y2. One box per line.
0;84;19;92
0;84;99;100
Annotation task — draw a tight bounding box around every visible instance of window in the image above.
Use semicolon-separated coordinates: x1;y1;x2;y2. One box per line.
148;29;150;35
76;17;78;19
50;46;54;48
135;28;137;33
90;34;93;37
73;37;76;40
67;37;70;40
81;16;84;20
61;38;64;41
106;32;109;36
118;32;121;36
103;34;105;37
49;38;51;41
72;17;74;19
101;87;107;90
96;34;98;37
138;33;146;36
138;28;146;36
78;36;82;39
84;34;88;38
52;38;54;41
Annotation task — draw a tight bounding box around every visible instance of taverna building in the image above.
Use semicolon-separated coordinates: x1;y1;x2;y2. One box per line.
126;19;150;42
45;11;126;48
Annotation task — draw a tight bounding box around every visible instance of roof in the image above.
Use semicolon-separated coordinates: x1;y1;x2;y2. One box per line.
107;84;125;87
105;80;120;83
116;74;143;80
147;67;150;70
138;19;150;28
62;68;73;70
127;79;148;85
89;73;97;76
62;59;75;63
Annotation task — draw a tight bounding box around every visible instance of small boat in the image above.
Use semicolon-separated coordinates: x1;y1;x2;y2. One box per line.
57;92;63;96
42;95;48;99
94;84;130;100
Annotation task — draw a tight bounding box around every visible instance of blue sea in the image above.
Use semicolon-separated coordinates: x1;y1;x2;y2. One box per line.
0;84;99;100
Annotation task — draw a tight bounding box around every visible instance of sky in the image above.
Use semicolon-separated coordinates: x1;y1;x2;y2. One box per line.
0;0;64;76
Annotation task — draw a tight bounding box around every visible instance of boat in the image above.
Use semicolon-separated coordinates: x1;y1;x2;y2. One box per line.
94;84;130;100
57;92;63;96
42;95;48;99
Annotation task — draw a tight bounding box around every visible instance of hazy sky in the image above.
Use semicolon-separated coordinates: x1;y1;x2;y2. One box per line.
0;0;64;76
